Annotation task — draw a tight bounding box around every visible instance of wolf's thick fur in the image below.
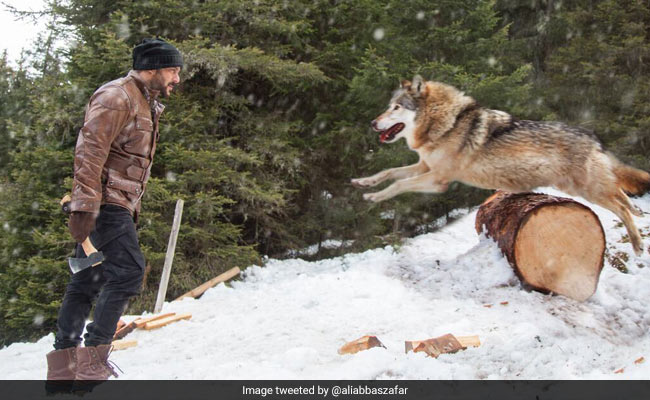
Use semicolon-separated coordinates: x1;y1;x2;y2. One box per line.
352;76;650;255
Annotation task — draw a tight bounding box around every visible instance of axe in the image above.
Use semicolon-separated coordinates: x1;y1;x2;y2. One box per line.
60;195;104;274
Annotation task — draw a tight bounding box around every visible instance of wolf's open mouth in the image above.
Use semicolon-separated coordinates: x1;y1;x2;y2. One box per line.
379;123;405;143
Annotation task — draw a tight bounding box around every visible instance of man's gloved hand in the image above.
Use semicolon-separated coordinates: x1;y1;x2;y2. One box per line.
68;211;98;243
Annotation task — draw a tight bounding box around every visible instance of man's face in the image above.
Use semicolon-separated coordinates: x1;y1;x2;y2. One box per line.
150;67;181;98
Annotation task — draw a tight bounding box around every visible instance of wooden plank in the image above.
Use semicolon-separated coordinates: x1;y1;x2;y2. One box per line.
456;335;481;348
134;313;177;329
111;339;137;351
154;199;184;313
174;267;241;301
143;313;192;330
113;321;137;340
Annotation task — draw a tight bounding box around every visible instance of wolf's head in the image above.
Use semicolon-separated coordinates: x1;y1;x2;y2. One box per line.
371;75;425;144
372;76;475;148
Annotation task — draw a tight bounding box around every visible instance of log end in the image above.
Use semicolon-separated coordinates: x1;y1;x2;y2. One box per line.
514;203;605;301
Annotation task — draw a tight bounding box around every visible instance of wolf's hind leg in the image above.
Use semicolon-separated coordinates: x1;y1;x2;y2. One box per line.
616;189;643;217
351;161;429;188
362;172;448;202
595;196;644;256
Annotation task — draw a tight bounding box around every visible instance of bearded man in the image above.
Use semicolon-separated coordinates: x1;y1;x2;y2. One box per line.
45;38;182;385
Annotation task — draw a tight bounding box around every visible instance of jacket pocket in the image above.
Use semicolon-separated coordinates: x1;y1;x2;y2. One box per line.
104;168;143;205
123;115;154;157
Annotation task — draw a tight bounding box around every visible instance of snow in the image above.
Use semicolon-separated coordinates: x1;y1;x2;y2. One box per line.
2;188;650;379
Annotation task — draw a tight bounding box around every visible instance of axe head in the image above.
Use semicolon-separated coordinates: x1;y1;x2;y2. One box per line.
68;251;104;274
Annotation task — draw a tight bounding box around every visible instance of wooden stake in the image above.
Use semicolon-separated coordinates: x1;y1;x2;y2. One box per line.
154;199;184;314
143;313;192;330
174;267;241;301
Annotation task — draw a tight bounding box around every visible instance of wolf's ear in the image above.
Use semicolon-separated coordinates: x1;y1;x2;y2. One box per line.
411;75;425;97
400;79;412;90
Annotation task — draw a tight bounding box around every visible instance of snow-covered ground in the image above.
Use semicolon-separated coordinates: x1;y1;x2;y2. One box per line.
2;188;650;380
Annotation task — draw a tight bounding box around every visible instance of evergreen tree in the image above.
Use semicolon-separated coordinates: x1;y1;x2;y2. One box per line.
544;0;650;169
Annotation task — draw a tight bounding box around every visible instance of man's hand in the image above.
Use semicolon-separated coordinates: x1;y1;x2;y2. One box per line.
68;211;98;243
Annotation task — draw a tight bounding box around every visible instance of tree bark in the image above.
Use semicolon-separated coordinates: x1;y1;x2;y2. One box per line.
475;191;605;301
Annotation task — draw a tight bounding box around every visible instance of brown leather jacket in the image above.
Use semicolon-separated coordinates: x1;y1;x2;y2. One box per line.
70;71;164;220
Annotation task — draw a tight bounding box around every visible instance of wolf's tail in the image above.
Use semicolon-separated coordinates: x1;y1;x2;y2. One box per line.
613;161;650;196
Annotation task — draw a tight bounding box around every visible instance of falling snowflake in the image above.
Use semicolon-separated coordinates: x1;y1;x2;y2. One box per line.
118;15;131;40
33;314;45;327
373;28;385;41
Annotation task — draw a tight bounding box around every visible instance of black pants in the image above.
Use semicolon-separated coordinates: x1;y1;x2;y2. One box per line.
54;205;145;349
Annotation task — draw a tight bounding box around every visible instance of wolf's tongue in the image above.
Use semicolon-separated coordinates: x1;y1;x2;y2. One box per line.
380;130;391;143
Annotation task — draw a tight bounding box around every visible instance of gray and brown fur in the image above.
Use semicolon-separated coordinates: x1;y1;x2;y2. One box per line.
352;75;650;255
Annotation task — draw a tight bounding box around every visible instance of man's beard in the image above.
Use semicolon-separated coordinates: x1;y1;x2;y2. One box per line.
150;72;172;98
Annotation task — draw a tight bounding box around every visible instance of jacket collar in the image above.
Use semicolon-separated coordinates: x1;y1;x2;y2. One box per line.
128;70;162;104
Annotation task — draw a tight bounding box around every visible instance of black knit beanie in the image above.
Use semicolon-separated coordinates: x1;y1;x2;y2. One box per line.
132;38;183;70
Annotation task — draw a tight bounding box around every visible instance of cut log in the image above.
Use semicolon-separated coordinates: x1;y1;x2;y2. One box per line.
476;191;606;302
111;339;137;351
142;313;192;330
174;267;241;301
338;335;386;355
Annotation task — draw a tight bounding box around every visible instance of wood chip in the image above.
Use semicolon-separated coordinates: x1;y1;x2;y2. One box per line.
405;334;464;358
500;301;509;306
614;368;624;374
635;357;645;364
483;304;492;308
456;335;481;348
338;335;385;355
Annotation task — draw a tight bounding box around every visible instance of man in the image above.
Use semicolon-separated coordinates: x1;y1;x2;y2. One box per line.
45;38;182;385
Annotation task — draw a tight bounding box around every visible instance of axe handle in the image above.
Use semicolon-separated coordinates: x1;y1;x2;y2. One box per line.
81;237;98;256
60;194;71;206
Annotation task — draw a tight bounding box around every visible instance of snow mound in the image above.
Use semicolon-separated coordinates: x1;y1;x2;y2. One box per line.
1;188;650;379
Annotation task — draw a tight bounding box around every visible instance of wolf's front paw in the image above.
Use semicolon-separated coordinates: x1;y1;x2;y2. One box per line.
363;192;384;203
351;177;376;188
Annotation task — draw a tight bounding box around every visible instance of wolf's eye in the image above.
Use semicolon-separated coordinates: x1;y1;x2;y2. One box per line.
393;105;400;110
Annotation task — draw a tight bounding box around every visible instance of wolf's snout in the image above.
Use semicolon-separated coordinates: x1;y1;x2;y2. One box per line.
371;120;380;131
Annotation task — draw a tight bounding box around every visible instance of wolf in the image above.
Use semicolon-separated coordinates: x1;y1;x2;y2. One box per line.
351;75;650;256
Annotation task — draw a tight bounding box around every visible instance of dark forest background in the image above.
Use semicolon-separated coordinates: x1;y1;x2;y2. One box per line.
1;0;649;345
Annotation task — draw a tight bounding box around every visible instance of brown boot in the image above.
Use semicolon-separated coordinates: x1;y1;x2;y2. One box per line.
75;344;120;381
46;347;77;380
45;347;77;394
